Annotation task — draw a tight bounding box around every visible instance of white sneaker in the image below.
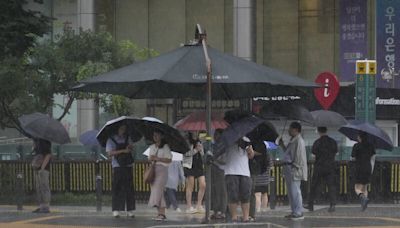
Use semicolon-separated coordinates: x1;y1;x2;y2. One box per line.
175;208;182;212
127;211;135;218
186;207;197;214
196;206;205;213
261;208;268;213
112;211;120;218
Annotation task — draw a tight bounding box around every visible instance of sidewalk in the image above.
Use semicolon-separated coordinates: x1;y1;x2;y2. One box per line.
1;203;400;227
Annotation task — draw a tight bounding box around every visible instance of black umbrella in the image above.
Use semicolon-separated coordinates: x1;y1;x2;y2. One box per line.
247;121;279;143
72;47;315;100
224;110;278;142
262;103;314;124
19;112;71;144
96;116;143;147
134;117;189;154
214;115;265;158
310;110;347;127
339;121;393;151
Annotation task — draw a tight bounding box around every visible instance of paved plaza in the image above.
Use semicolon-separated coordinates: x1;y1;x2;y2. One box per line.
0;204;400;228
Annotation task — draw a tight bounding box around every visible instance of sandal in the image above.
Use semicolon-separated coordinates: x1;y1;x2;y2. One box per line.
155;214;167;221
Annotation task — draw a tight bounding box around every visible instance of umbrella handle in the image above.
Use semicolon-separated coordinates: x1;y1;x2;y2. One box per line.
281;119;288;136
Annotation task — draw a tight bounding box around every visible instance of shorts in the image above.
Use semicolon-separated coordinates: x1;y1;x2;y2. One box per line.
225;175;252;204
184;167;204;178
254;185;268;194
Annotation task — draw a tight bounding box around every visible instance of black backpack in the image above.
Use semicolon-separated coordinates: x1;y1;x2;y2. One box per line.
110;136;134;167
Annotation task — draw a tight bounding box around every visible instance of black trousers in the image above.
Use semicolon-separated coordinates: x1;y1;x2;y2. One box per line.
112;167;135;211
308;167;336;205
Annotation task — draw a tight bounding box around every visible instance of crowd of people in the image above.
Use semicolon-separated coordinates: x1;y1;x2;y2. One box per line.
30;120;376;223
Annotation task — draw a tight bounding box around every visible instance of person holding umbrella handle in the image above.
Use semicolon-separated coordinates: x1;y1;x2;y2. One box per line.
106;124;136;218
31;138;52;213
277;122;307;221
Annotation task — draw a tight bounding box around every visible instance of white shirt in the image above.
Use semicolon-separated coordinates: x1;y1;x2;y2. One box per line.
223;144;251;177
148;144;172;167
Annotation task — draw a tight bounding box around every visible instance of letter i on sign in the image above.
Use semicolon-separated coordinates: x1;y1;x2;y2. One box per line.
324;78;330;97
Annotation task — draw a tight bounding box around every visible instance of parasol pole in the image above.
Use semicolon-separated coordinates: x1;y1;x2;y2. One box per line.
196;24;212;223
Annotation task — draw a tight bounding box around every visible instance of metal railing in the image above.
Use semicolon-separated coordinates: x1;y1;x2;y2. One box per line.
0;161;399;204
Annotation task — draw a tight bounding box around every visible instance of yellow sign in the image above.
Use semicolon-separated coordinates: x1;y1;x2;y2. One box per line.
356;60;377;74
367;61;376;74
356;61;367;74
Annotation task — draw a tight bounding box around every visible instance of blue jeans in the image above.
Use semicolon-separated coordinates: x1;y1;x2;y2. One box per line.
284;166;303;216
164;188;178;210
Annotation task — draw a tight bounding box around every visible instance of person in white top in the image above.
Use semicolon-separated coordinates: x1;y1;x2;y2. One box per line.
147;130;172;221
224;137;255;222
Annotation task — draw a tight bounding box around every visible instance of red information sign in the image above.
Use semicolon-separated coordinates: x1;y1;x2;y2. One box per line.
314;72;340;110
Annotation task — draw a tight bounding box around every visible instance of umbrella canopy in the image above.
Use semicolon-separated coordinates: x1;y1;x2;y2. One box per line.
214;115;265;157
262;103;314;124
96;116;143;147
79;130;100;146
142;147;183;161
247;121;279;143
72;44;316;99
310;110;348;127
223;110;278;143
339;122;393;151
135;117;190;154
19;112;71;144
174;111;229;131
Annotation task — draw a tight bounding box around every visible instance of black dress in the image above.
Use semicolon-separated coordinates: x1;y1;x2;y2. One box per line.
351;142;376;185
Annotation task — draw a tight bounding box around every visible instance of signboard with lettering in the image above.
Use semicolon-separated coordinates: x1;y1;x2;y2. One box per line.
314;72;340;110
339;0;368;82
355;60;376;123
376;0;400;88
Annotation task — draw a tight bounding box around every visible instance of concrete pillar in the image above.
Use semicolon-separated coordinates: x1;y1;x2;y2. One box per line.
76;0;99;135
233;0;256;111
233;0;256;61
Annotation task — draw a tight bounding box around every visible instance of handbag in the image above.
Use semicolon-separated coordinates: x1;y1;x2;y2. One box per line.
143;149;159;184
143;162;156;184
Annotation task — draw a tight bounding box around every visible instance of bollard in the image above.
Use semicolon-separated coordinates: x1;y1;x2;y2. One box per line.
16;173;24;210
96;174;102;212
269;177;276;209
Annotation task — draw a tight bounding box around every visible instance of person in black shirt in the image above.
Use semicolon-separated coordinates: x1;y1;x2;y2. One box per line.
305;127;337;212
351;132;375;211
32;138;52;213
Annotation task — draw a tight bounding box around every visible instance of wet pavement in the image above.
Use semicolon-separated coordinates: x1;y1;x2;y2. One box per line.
0;203;400;228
